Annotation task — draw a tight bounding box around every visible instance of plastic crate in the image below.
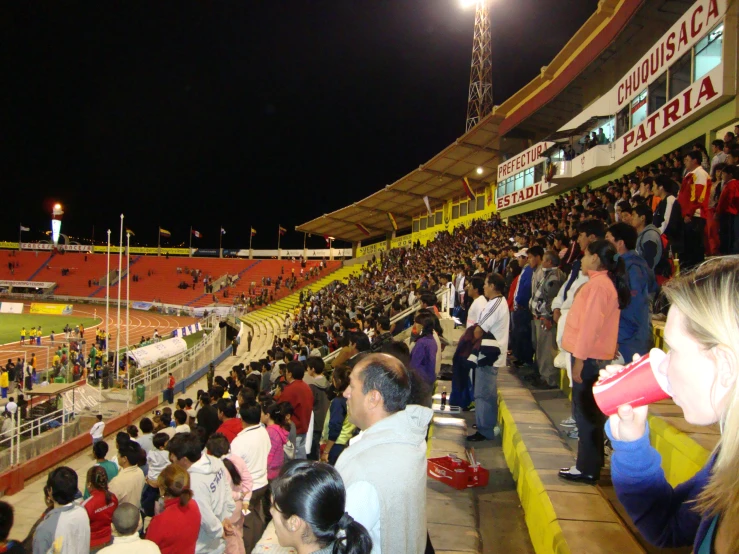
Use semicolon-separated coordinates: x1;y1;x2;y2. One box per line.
427;455;489;490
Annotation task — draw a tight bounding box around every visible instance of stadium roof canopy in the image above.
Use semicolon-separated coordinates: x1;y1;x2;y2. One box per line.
294;115;504;243
296;0;695;243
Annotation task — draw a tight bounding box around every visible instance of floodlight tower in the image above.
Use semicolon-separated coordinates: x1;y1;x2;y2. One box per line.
462;0;493;132
51;203;64;246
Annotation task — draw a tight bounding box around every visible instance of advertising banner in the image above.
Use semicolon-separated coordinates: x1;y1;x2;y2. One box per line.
0;302;24;314
20;243;93;253
126;337;188;368
172;322;202;337
30;303;73;315
0;280;56;289
131;302;154;311
192;306;232;317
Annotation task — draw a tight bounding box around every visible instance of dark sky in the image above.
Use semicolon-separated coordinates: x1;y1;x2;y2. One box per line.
2;0;599;250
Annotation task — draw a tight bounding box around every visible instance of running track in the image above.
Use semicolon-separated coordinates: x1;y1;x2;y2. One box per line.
0;302;197;371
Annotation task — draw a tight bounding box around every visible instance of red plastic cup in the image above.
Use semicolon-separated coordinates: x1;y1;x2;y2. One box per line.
593;348;670;416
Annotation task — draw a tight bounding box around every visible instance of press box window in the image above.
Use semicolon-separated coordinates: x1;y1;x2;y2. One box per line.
468;199;476;214
694;23;723;80
669;51;691;100
460;202;468;217
648;72;667;114
435;212;442;225
427;215;434;228
412;220;419;233
476;195;485;211
631;90;647;128
420;218;427;231
452;205;460;219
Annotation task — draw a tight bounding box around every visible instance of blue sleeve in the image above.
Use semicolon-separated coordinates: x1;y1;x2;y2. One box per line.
606;420;706;548
327;399;345;442
515;267;532;306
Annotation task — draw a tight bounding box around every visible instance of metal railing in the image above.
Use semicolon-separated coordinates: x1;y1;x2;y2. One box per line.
1;406;73;466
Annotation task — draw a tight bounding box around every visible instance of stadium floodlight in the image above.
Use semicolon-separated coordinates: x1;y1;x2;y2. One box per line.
51;203;64;246
460;0;482;8
476;167;484;174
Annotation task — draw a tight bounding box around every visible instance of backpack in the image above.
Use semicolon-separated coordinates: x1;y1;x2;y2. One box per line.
654;233;674;284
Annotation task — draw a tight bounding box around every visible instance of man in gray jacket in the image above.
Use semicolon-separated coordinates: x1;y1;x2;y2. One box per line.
167;433;236;554
336;353;433;554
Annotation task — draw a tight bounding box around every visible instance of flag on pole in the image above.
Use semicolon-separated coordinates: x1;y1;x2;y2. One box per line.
278;226;287;236
250;228;257;236
356;223;370;236
192;230;202;238
159;228;171;238
19;225;30;232
423;196;433;217
462;177;476;202
125;228;135;236
221;227;227;235
387;212;398;231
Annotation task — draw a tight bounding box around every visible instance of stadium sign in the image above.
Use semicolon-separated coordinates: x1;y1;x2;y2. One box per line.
616;0;724;110
0;280;56;289
21;243;93;252
497;142;553;181
496;180;553;210
620;68;722;156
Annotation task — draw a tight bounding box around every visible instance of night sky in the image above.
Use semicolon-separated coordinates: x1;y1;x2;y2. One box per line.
3;1;599;250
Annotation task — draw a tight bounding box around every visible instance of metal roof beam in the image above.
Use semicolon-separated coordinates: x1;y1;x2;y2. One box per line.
455;141;500;154
418;167;487;186
386;186;443;201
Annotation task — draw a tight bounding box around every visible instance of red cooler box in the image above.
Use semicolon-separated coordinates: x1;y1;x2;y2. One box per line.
427;455;489;490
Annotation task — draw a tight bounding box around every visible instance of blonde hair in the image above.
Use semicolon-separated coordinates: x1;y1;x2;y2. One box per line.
663;256;739;546
157;464;193;507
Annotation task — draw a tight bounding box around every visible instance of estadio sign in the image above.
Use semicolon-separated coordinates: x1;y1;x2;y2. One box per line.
620;68;722;155
497;142;553;181
496;180;553;210
21;243;93;252
616;0;724;109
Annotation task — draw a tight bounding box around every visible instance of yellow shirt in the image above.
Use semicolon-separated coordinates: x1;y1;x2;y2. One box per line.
20;330;25;337
0;372;8;388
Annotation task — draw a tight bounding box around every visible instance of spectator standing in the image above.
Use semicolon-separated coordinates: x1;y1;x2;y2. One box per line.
167;433;235;554
631;205;663;271
464;275;488;328
0;501;24;554
142;433;170;518
33;467;90;554
196;393;220;441
108;443;145;510
230;403;270;553
146;464;201;554
530;251;565;389
559;240;630;485
216;400;243;444
467;273;509;442
336;353;432;554
89;415;105;445
278;362;314;459
677;151;711;269
607;223;656;362
164;374;175;405
0;368;8;399
409;312;438;391
98;503;160;554
320;366;356;466
652;175;683;252
716;165;739;254
137;418;155;455
81;466;118;553
261;401;291;480
510;247;536;367
304;357;329;461
270;461;373;554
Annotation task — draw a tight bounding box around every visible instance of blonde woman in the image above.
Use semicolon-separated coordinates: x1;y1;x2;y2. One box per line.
603;256;739;553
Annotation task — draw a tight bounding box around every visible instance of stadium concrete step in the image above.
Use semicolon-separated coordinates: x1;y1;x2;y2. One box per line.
497;369;646;554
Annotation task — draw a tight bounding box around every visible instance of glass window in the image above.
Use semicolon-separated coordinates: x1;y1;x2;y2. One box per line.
413;220;420;233
476;195;485;211
514;172;524;191
648;72;667;114
616;105;630;138
631;90;648;128
506;178;515;195
669;50;692;100
435;212;442;225
695;23;723;80
428;215;435;228
460;202;468;217
497;184;505;199
468;199;476;214
523;167;534;188
420;218;427;231
452;205;460;219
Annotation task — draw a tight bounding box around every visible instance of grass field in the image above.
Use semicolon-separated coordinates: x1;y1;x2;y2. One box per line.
0;314;101;345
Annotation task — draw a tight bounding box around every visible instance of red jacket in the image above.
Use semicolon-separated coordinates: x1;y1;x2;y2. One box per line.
81;489;118;548
146;498;201;554
217;417;243;443
717;179;739;216
280;379;314;435
167;376;175;389
678;167;712;219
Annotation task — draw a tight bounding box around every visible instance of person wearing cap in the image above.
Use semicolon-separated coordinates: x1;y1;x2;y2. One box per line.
510;247;535;368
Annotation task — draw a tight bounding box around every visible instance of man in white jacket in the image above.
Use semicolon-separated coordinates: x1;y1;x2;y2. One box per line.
167;433;236;554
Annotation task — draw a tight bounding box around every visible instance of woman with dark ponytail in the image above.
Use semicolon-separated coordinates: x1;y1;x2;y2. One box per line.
559;239;630;486
81;465;118;552
270;460;372;554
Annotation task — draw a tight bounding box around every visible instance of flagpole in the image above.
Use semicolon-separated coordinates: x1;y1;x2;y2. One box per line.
18;225;22;251
116;214;123;382
277;225;281;251
189;226;192;257
157;225;161;257
103;229;110;414
126;231;130;409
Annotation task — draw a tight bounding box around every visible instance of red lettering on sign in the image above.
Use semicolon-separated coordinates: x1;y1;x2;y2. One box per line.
645;111;661;136
682;88;693;117
691;5;704;37
662;97;681;129
665;32;676;62
678;21;688;49
695;75;718;107
618;84;625;105
707;0;719;19
622;131;635;155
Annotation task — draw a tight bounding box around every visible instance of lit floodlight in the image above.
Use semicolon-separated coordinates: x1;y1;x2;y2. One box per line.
51;203;64;246
460;0;481;8
476;167;484;174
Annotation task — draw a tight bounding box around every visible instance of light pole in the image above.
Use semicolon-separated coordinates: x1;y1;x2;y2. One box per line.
461;0;493;132
116;215;123;381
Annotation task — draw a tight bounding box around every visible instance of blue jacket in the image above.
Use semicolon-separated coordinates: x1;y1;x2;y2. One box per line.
618;251;655;355
410;335;437;385
606;420;714;551
514;265;533;308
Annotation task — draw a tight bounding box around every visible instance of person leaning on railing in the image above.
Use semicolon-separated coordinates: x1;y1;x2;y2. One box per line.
604;257;739;553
